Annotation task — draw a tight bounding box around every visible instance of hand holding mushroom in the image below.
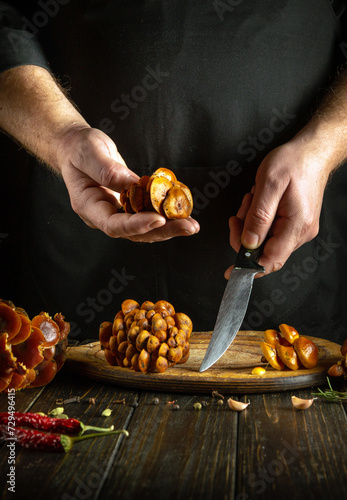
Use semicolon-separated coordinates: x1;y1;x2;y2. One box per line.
58;128;199;242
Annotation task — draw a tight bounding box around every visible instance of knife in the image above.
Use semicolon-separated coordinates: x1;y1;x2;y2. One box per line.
199;244;265;372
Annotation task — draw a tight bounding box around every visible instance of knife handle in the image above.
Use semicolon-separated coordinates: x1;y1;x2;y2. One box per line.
234;243;266;272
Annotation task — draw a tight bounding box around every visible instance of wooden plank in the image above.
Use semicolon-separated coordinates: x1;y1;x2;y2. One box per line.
1;366;345;499
0;387;44;413
0;371;136;500
235;387;347;500
65;332;341;393
98;391;239;500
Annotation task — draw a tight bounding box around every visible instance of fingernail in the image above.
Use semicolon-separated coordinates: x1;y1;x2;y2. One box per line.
224;269;232;280
241;230;259;249
177;230;193;236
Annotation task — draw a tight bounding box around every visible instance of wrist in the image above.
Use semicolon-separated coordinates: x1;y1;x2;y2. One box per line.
289;116;347;176
54;122;91;174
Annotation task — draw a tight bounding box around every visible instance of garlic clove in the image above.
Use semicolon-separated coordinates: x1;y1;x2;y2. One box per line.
291;396;317;410
227;398;250;411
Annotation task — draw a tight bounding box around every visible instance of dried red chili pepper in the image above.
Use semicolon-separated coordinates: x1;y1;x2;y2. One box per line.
0;425;128;452
0;412;114;436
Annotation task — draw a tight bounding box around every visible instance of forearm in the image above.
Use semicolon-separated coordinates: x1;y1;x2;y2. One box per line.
0;65;90;172
290;68;347;174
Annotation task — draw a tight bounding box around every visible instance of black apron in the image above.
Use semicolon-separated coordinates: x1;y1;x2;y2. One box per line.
1;0;346;342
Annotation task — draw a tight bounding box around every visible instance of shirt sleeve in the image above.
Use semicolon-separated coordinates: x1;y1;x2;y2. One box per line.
0;1;50;74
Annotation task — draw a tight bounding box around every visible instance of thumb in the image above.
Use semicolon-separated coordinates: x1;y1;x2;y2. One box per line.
92;137;139;192
69;128;139;192
241;188;279;249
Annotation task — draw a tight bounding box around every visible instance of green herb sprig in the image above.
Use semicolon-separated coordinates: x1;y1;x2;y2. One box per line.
312;378;347;402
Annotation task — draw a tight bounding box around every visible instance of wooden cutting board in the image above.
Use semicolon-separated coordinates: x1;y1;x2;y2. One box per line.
65;331;342;393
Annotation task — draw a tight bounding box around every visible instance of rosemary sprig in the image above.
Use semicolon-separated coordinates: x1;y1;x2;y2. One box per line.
312;377;347;402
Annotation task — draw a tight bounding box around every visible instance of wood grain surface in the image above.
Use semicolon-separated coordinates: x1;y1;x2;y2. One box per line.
65;331;341;393
0;368;346;499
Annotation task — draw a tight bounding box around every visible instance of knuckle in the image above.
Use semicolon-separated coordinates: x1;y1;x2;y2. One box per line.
250;206;272;226
299;218;319;242
272;260;285;273
263;171;283;192
70;197;82;215
102;222;120;238
98;163;117;188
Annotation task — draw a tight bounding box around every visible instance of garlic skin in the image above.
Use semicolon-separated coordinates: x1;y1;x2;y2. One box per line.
291;396;317;410
227;398;250;411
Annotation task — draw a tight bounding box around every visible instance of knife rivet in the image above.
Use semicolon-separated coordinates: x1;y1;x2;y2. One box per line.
245;252;251;257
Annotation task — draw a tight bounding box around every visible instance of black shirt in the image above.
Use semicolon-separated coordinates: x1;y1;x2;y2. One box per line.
1;0;347;342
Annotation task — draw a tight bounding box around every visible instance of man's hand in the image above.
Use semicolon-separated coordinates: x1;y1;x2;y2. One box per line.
57;126;200;241
0;66;199;242
228;68;347;278
228;141;330;276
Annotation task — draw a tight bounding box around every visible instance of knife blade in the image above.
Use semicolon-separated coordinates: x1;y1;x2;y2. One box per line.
199;244;265;372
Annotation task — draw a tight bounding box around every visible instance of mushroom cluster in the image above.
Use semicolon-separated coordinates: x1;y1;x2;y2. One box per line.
120;168;193;219
327;339;347;377
0;299;70;392
260;324;318;371
99;299;192;373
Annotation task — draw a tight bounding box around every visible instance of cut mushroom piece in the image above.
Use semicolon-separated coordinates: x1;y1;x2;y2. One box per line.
173;180;193;207
11;326;45;370
260;341;285;371
154;300;175;317
276;344;300;371
8;312;31;345
149;176;172;216
279;324;299;344
121;299;140;315
293;337;318;369
129;183;145;213
163;185;192;219
0;302;22;341
151;167;177;183
327;363;344;377
138;349;151;373
120;168;193;219
0;333;17;378
264;329;282;346
173;314;193;340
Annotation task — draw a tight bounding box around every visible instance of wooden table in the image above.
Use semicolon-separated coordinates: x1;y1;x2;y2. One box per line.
0;361;346;499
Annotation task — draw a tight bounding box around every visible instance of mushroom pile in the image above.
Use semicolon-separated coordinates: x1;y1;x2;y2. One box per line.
120;168;193;219
0;299;70;391
99;299;192;373
260;324;318;371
